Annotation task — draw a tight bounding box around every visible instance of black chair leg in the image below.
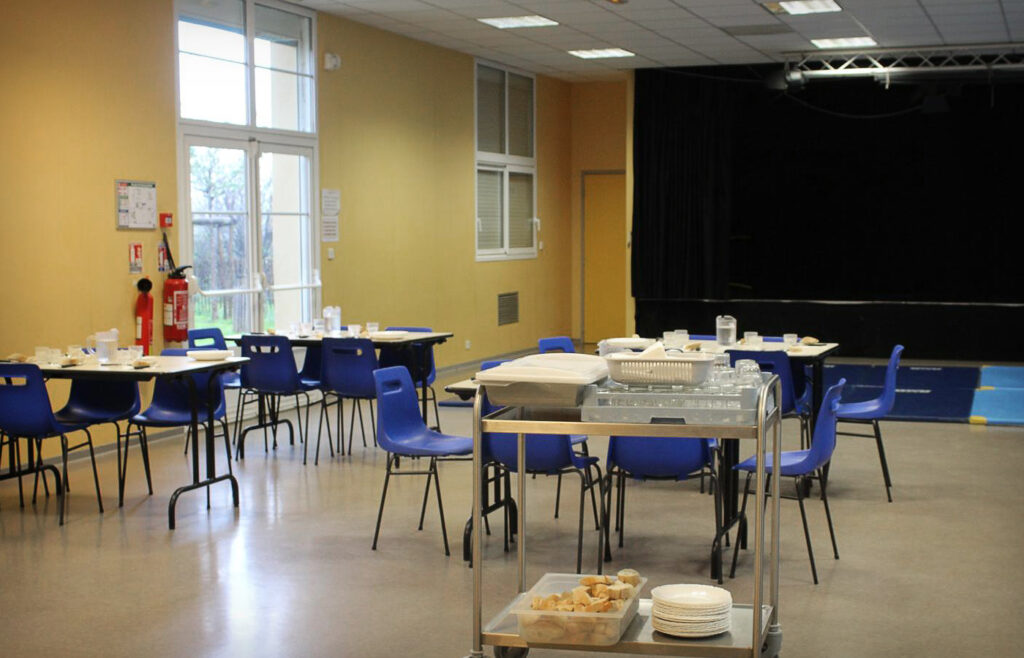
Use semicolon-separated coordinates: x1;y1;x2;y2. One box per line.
58;434;70;526
554;473;562;518
730;473;753;579
418;460;433;530
369;399;377;446
795;477;819;584
372;454;395;550
138;426;153;496
431;457;452;556
820;469;840;560
872;419;894;502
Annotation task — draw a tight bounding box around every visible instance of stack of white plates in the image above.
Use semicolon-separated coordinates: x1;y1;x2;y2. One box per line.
650;584;732;638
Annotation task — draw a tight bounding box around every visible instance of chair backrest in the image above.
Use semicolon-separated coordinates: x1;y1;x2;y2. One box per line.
478;360;576;474
149;348;226;417
878;345;905;414
188;327;228;350
690;334;716;341
298;344;323;383
0;363;61;438
606;435;712;481
373;365;430;454
728;350;799;413
63;376;141;420
239;334;301;394
320;337;378;398
379;326;435;385
798;379;846;473
538;336;575;353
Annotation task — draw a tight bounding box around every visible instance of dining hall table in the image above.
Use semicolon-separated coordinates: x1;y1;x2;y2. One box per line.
227;331;454;428
33;355;247;529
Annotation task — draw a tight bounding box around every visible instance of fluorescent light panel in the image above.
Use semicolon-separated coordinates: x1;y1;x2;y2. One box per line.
568;48;635;59
811;36;877;48
778;1;842;15
478;15;558;29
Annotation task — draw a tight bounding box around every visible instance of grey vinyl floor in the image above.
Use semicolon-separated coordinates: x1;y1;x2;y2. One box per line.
2;373;1023;658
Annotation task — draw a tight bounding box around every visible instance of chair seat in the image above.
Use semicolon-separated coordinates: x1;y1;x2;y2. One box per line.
54;406;133;426
301;376;321;389
389;428;472;457
835;397;886;420
222;372;241;389
735;450;815;477
569;434;587;445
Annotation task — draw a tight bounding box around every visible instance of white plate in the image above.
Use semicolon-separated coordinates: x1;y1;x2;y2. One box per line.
186;349;232;361
652;618;730;638
369;330;409;341
651;584;732;609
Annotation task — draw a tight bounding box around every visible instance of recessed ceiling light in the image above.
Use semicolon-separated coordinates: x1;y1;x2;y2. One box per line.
478;15;558;29
811;36;877;48
776;1;842;15
568;48;635;59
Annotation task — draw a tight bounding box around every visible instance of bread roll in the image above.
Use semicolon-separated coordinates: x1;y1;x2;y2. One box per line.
616;568;641;586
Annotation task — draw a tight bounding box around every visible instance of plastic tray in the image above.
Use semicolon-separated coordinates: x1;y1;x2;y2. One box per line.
476;354;608;407
510;573;648;646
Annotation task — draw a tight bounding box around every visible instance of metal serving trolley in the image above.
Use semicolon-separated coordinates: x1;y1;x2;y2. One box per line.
466;375;784;658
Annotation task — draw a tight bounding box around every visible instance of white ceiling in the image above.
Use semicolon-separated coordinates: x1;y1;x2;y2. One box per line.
299;0;1024;81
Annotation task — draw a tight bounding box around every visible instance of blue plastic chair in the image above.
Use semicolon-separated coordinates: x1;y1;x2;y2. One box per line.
479;360;603;573
236;335;316;460
124;348;232;505
729;350;811;445
538;336;575;353
835;345;904;502
378;326;441;430
731;379;846;584
52;371;140;507
605;435;723;581
372;366;473;556
0;363;103;525
188;328;241;390
313;337;380;465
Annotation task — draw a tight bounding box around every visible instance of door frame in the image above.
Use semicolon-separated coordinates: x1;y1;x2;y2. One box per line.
580;169;626;345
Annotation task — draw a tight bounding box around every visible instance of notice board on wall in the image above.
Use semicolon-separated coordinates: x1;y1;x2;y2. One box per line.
116;180;157;230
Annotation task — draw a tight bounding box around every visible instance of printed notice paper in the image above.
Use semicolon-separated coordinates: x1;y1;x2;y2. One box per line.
322;215;339;242
321;189;341;216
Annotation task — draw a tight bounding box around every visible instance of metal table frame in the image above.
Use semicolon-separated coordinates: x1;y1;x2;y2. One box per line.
467;376;783;658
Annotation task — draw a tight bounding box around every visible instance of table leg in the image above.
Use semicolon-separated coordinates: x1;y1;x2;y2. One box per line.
168;368;240;530
470;392;484;657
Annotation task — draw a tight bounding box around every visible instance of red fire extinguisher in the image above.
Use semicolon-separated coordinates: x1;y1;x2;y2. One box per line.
161;232;192;343
135;277;154;355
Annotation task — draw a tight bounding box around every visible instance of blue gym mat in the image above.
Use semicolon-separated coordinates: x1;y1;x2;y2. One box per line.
821;364;1024;426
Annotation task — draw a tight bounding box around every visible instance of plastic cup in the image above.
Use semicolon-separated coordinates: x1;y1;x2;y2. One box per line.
366;322;380;334
783;333;798;346
128;345;144;361
289;322;300;336
348;324;362;337
313;319;325;333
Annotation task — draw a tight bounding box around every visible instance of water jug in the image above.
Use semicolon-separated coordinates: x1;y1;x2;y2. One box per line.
716;315;737;346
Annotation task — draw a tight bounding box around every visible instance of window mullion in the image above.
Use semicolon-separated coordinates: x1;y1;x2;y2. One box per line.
245;0;257;128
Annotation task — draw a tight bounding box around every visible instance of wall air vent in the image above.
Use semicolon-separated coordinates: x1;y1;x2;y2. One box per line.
498;292;519;326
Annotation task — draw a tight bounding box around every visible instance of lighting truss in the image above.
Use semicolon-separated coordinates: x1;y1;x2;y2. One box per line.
784;44;1024;84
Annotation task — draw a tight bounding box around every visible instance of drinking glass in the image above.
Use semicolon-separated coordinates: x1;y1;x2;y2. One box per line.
67;344;83;357
348;324;362;337
128;346;144;361
366;322;380;334
313;318;325;334
783;333;798;346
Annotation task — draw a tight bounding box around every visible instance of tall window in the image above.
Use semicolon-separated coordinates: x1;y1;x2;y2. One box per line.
176;0;318;333
476;62;537;261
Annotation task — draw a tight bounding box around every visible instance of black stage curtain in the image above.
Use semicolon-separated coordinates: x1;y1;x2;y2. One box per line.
631;69;735;299
631;66;1024;305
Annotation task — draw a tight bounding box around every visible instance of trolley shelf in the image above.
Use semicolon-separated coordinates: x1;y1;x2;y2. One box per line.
484;597;773;657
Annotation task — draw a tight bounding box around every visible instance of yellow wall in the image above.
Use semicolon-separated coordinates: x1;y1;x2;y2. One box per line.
0;0;178;452
316;15;573;368
568;81;629;340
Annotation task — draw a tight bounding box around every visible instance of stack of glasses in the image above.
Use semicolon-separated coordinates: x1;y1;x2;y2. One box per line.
650;584;732;638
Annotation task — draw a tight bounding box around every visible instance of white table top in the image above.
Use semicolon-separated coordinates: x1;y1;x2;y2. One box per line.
35;355;248;380
685;339;839;359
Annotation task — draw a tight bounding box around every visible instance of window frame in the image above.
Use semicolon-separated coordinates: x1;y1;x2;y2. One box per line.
175;0;321;332
474;60;538;262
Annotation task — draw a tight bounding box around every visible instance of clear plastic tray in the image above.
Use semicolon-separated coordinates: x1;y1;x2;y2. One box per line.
510;572;647;646
581;374;776;425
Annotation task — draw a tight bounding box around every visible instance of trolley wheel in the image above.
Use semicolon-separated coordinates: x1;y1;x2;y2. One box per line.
493;647;528;658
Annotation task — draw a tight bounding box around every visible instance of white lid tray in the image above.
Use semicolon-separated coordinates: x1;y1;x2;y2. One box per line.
475;353;608;385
